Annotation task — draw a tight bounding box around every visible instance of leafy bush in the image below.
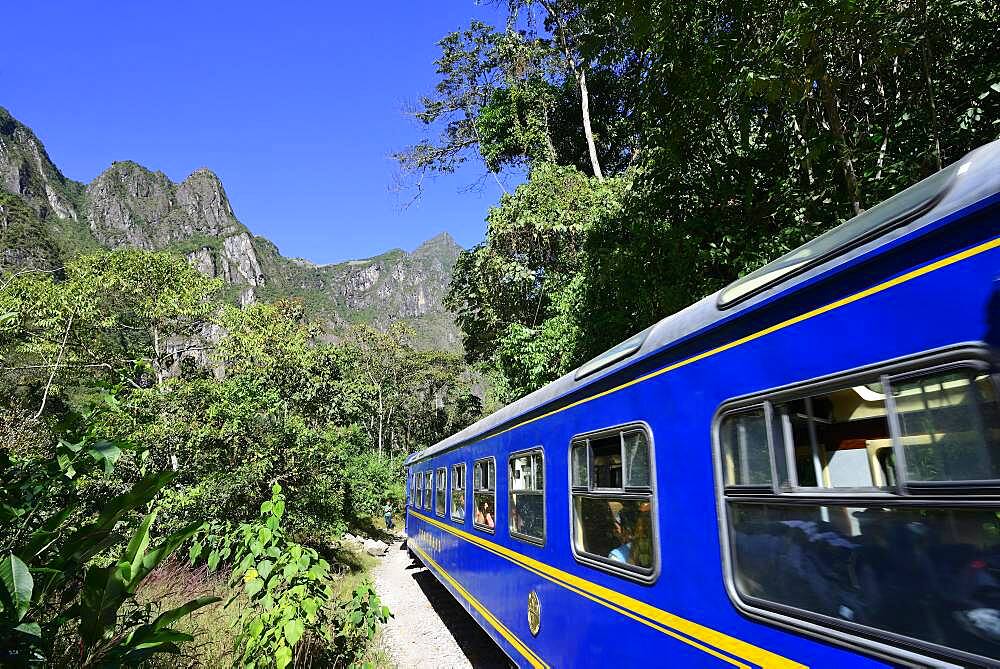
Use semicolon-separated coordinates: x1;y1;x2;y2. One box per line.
0;411;214;667
191;484;338;668
331;581;391;663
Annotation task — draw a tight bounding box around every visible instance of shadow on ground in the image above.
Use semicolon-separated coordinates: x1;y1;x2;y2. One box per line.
403;543;514;668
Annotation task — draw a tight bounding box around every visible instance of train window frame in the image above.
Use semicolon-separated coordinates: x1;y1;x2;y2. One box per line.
472;456;497;534
416;471;424;509
435;467;447;517
567;422;660;583
508;447;545;546
410;471;417;508
450;463;467;523
712;344;1000;667
423;469;433;511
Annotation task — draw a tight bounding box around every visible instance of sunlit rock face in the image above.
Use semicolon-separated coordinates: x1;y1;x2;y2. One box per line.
0;106;464;350
0;106;81;224
85;162;265;290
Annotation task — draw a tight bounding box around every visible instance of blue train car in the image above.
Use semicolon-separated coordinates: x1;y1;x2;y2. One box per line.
404;141;1000;668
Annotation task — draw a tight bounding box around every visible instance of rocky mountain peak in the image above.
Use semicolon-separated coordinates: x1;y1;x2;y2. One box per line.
0;107;464;350
0;106;81;223
413;231;461;259
86;162;244;249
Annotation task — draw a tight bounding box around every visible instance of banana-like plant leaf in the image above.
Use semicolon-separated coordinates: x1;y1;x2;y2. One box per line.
122;595;220;652
124;512;156;581
0;553;33;621
86;440;122;475
56;471;174;569
18;506;75;561
13;621;41;637
76;563;128;645
151;595;220;631
129;520;204;591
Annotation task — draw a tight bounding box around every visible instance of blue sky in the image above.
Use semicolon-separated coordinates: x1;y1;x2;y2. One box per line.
1;1;513;263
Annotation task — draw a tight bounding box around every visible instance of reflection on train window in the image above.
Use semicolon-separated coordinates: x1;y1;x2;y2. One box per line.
451;463;466;522
509;449;544;544
717;357;1000;663
719;408;772;487
416;471;424;509
423;470;432;510
435;467;447;517
892;369;1000;482
571;426;656;579
473;457;496;532
770;384;893;489
730;503;1000;662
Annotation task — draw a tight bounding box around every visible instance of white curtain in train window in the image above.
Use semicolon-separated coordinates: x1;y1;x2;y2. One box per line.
423;470;432;509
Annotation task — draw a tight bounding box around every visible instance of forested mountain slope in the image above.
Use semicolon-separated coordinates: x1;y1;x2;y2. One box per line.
0;106;462;350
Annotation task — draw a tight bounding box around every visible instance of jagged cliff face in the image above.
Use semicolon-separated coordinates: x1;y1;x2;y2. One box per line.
263;232;463;349
85;162;265;289
0;106;463;350
0;107;82;224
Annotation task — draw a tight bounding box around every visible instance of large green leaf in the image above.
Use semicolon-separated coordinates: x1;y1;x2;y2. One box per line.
123;512;156;584
76;563;128;644
18;506;75;562
129;520;205;591
55;471;175;570
149;595;220;631
0;553;33;621
283;619;304;647
121;595;220;654
87;440;122;475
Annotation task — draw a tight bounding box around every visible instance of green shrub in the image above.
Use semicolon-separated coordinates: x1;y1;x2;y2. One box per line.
0;410;215;667
191;484;337;668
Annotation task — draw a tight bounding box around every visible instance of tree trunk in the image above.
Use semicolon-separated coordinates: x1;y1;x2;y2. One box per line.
577;67;604;181
152;324;164;386
818;70;862;216
921;46;943;171
539;0;605;181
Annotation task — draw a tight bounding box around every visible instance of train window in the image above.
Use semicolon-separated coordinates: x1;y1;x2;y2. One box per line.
472;457;496;532
570;425;656;580
416;471;424;509
770;383;893;490
435;468;447;516
891;368;1000;482
719;408;772;487
410;471;417;508
423;470;432;510
716;354;1000;665
451;463;466;522
509;449;544;544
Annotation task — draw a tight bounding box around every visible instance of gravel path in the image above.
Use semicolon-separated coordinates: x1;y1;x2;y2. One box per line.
372;537;512;668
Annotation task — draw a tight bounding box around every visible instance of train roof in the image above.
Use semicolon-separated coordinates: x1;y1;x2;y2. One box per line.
406;140;1000;466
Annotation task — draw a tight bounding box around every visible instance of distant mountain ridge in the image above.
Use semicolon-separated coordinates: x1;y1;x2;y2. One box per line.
0;106;462;350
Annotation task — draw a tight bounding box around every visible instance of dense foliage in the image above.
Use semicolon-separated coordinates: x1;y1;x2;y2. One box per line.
401;0;1000;404
0;247;481;665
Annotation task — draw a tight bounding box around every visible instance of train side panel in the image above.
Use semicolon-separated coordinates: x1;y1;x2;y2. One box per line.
405;200;1000;668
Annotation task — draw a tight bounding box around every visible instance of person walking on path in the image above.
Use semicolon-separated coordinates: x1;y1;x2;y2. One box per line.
384;501;394;531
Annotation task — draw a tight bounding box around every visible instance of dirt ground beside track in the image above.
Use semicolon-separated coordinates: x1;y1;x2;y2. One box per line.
371;536;513;668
